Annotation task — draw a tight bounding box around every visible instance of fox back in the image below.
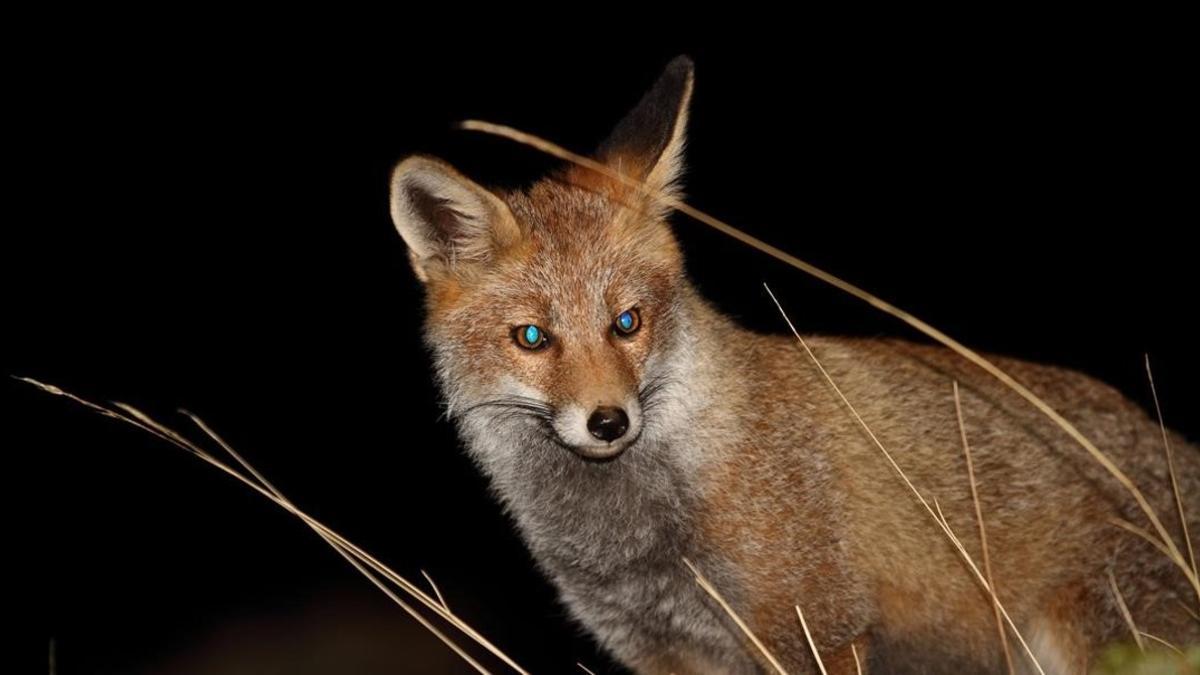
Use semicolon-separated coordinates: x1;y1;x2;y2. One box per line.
388;56;1200;674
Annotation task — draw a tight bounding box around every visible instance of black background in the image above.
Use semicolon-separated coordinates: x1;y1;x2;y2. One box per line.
12;18;1196;674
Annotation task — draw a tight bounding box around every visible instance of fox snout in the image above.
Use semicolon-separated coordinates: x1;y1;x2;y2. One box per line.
551;397;643;460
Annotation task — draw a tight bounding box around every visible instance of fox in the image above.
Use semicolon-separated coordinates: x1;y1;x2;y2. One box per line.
387;55;1200;674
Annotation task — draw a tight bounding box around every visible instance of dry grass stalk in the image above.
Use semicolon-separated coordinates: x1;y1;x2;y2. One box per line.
929;497;1045;672
1109;517;1177;563
183;410;494;674
953;381;1015;675
20;377;527;675
1144;356;1198;591
177;407;526;673
1137;631;1183;656
458;120;1200;605
794;604;827;675
127;406;499;675
421;569;451;611
1107;570;1145;652
1176;598;1200;624
682;557;789;675
761;286;1047;675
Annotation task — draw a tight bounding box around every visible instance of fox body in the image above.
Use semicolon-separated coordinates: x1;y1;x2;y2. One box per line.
389;57;1200;673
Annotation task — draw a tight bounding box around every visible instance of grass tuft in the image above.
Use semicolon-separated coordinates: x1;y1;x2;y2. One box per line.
21;376;528;675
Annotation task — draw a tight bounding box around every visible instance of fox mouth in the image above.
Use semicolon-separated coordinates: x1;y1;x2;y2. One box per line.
556;424;643;461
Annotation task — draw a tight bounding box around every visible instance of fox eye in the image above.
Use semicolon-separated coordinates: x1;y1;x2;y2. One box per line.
613;308;641;336
514;324;549;350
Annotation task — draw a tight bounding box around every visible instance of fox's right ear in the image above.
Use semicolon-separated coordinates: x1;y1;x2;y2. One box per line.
389;156;522;283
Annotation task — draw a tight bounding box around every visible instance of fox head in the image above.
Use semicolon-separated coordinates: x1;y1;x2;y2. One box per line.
389;56;696;463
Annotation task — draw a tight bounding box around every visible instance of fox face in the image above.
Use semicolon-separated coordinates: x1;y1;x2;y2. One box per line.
385;63;744;668
390;58;695;462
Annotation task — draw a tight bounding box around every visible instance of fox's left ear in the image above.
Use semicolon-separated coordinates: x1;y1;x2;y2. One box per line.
581;55;695;216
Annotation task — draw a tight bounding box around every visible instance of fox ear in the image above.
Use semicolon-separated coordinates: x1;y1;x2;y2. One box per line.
590;55;695;211
389;156;522;282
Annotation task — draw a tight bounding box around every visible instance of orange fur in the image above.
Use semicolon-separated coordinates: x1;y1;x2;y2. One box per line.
391;56;1200;674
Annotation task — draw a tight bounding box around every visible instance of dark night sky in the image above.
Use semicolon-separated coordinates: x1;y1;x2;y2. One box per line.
12;18;1196;674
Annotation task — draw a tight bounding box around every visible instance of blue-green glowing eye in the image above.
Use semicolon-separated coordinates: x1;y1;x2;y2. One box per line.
515;324;547;349
614;308;640;335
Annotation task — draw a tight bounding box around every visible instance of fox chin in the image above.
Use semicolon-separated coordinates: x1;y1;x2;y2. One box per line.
389;55;1200;674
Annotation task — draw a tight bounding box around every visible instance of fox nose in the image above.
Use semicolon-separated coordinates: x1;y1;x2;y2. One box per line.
587;406;629;442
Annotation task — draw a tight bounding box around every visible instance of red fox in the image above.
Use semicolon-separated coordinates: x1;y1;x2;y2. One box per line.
388;56;1199;674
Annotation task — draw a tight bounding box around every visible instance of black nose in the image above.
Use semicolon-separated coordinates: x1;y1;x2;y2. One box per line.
587;406;629;442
